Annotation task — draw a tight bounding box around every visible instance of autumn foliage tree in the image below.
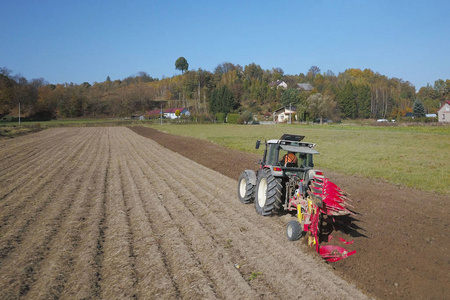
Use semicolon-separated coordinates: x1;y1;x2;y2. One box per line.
306;93;337;124
0;64;448;122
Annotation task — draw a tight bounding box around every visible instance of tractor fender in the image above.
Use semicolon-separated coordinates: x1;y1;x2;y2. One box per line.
243;170;257;186
305;169;322;183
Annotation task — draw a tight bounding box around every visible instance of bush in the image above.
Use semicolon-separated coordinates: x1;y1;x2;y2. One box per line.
399;117;438;123
237;110;253;124
189;114;212;123
227;113;239;124
1;115;14;122
215;113;226;123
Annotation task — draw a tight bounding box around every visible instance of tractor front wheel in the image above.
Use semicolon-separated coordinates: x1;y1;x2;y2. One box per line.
238;171;255;204
255;169;283;216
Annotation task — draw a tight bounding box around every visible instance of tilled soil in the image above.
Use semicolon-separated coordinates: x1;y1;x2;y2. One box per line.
0;127;367;299
130;125;450;300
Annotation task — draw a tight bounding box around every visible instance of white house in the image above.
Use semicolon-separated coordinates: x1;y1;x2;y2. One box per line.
437;101;450;123
273;106;297;123
164;108;190;119
269;80;288;89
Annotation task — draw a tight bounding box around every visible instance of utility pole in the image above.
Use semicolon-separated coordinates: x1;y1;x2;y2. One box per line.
289;102;292;124
198;81;201;114
19;102;21;127
160;103;163;125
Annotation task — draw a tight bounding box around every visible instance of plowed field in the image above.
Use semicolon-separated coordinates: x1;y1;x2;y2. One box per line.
129;126;450;300
0;127;367;299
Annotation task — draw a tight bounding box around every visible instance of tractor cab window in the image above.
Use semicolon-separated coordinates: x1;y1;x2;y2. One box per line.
279;150;299;167
300;153;314;168
278;151;314;168
266;144;279;166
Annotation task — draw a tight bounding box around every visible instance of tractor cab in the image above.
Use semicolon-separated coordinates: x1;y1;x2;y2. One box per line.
257;134;319;178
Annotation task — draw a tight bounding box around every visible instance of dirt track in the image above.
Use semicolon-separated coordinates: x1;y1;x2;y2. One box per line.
129;126;450;300
0;127;367;299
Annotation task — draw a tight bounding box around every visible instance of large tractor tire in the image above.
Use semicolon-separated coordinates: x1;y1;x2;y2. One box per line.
237;170;256;204
255;168;283;216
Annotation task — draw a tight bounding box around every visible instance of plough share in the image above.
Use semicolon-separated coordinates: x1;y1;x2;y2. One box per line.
287;174;356;262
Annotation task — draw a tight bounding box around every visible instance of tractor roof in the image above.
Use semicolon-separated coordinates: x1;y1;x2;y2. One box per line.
280;134;305;142
267;133;319;154
280;144;319;154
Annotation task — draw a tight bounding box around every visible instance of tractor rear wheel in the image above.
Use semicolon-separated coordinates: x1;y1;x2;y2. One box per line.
286;220;303;241
238;171;255;204
255;168;283;216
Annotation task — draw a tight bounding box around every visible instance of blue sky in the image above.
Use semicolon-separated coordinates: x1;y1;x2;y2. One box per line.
1;0;449;89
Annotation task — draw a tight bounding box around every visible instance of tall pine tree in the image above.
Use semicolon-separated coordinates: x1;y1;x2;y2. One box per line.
413;99;426;117
339;81;357;119
209;85;235;115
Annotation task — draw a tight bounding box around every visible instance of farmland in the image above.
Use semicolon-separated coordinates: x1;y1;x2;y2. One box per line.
0;127;367;299
143;123;450;194
130;125;450;300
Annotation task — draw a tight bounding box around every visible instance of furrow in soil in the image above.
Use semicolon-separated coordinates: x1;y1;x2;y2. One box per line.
0;128;97;230
0;127;369;300
98;128;139;299
125;128;367;299
24;128;110;299
123;131;260;299
0;128;101;298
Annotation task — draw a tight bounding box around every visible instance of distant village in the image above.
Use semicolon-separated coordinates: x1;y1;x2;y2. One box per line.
138;99;450;124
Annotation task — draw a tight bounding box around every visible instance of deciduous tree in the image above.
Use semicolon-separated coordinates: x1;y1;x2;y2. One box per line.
175;57;189;74
306;93;336;124
308;66;321;78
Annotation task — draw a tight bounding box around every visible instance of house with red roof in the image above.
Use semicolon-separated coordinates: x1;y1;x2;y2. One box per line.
146;109;163;118
164;108;190;119
146;107;190;119
437;101;450;123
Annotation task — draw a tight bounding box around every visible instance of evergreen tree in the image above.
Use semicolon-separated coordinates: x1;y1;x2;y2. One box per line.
355;84;371;118
280;88;300;107
413;99;426;117
339;81;357;119
209;85;235;115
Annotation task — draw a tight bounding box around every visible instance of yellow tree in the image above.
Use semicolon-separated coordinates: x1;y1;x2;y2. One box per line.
306;93;337;123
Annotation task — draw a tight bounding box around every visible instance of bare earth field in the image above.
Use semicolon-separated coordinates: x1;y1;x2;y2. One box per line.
0;127;368;299
129;126;450;300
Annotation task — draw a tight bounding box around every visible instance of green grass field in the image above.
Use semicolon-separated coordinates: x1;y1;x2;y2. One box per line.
145;123;450;195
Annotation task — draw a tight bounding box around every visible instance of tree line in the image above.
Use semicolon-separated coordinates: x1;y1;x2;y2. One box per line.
0;63;449;122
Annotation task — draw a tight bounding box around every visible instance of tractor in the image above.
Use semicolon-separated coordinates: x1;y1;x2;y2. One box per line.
237;134;356;262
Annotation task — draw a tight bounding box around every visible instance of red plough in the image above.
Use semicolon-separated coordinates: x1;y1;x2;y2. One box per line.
286;174;356;262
